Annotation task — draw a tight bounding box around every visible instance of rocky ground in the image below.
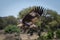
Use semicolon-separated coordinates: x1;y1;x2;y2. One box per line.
20;33;39;40
0;30;58;40
0;30;39;40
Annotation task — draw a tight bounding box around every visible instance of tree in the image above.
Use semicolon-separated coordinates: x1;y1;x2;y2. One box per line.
6;16;17;25
18;6;60;39
0;17;7;29
0;16;17;30
43;9;59;31
56;29;60;38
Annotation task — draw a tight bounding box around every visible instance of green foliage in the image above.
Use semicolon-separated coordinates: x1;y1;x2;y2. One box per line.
6;16;17;25
0;17;7;29
56;29;60;38
18;7;33;19
18;6;60;39
47;20;58;31
4;25;20;33
46;31;54;39
0;16;17;30
47;10;58;18
0;6;60;39
37;31;54;40
43;9;60;31
48;20;58;27
35;19;42;27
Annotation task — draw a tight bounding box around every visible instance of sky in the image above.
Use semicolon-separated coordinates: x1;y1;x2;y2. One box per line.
0;0;60;17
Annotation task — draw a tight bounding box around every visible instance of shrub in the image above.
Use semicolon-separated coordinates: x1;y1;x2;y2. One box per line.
46;31;54;39
56;29;60;38
4;25;20;33
37;31;54;40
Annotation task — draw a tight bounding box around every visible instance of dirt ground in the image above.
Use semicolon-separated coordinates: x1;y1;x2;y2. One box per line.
0;30;58;40
0;30;5;40
0;30;55;40
0;34;5;40
20;33;39;40
0;33;39;40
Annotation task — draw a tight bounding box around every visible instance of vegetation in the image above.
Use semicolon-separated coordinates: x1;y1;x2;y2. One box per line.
18;6;60;29
0;6;60;39
4;25;20;33
18;6;60;39
0;16;17;30
56;29;60;38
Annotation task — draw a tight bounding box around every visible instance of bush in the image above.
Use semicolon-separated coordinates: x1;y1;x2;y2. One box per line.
4;25;20;33
56;29;60;38
46;31;54;39
37;31;54;40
